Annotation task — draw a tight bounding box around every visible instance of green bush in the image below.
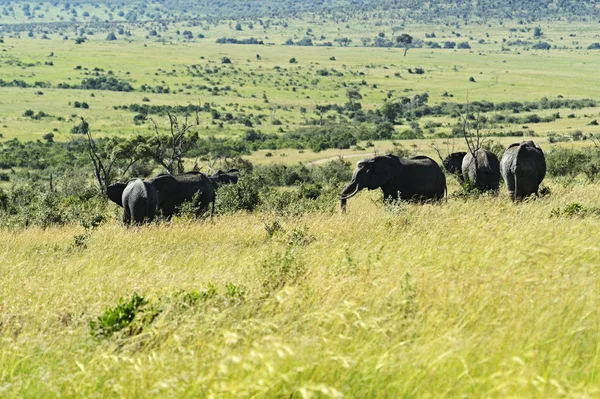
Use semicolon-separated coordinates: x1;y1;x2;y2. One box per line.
546;147;590;178
89;293;145;339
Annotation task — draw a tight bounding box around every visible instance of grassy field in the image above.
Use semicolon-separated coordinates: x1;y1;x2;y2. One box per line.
3;2;600;397
1;181;600;397
2;23;600;142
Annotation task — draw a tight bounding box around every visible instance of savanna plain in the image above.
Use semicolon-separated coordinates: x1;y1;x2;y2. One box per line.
1;0;600;397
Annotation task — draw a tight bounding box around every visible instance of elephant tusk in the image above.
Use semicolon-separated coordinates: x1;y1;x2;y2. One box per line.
339;184;360;201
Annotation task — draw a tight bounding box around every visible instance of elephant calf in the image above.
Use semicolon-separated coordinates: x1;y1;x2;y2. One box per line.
340;154;446;211
462;150;501;191
500;140;546;201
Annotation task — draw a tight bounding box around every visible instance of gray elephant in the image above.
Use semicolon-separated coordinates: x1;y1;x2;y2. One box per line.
443;152;467;183
500;140;546;201
208;169;239;189
107;175;177;225
147;171;216;219
461;150;501;191
340;154;446;210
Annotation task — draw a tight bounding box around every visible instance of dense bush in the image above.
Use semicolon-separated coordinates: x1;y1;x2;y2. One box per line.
215;159;351;215
0;178;106;229
216;37;264;45
545;147;600;181
80;76;133;92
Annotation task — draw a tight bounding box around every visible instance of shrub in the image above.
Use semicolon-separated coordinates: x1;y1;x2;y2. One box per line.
89;293;145;339
215;174;264;213
531;41;551;50
546;147;589;178
259;249;306;293
80;76;133;92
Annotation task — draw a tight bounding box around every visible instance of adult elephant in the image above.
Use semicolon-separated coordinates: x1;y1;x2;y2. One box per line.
500;140;546;201
147;171;216;219
461;150;501;191
340;154;446;210
107;175;177;225
208;169;239;189
443;152;466;182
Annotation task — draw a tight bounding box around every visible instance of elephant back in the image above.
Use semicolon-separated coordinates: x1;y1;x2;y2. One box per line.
462;150;501;190
516;141;546;184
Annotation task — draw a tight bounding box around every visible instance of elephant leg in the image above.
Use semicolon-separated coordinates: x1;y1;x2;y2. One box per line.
504;172;516;201
147;205;156;223
123;207;131;226
160;203;175;221
515;171;533;201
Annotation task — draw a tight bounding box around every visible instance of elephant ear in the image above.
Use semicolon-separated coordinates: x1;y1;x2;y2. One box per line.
367;156;398;190
106;183;127;207
151;174;178;203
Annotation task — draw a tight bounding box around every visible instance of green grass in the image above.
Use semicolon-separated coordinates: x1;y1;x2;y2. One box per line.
1;182;600;397
3;8;600;397
2;31;600;142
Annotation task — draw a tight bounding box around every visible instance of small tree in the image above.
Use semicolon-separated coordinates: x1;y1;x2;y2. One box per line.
150;112;200;175
106;32;117;41
456;102;492;189
396;33;413;56
81;117;152;191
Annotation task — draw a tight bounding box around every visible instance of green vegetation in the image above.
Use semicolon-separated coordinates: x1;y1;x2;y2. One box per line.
2;0;600;397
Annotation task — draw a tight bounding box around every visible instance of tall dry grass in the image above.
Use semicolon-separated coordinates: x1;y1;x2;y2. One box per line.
1;181;600;397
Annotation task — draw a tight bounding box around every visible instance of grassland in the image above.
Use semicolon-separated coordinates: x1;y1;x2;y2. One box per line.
2;182;600;397
2;19;600;143
3;1;600;397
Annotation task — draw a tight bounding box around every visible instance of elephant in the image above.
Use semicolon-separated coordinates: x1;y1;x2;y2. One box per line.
461;149;501;191
208;169;239;189
443;152;467;182
147;171;216;219
107;176;177;225
340;154;446;210
500;140;546;201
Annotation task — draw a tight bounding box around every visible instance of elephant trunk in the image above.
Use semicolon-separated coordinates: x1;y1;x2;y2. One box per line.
340;181;361;201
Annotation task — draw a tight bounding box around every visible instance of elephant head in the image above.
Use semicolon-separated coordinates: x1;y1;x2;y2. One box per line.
443;152;467;180
209;169;240;188
340;155;399;209
107;183;127;207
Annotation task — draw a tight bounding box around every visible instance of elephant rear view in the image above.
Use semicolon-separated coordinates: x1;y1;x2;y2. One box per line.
340;154;446;210
107;179;159;225
500;140;546;201
461;150;501;191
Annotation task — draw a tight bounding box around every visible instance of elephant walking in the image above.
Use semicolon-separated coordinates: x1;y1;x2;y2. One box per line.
107;176;178;225
147;171;216;219
340;154;446;210
500;140;546;201
462;150;501;191
443;152;467;183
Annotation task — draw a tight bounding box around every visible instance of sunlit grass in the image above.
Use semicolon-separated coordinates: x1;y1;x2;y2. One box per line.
1;180;600;397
